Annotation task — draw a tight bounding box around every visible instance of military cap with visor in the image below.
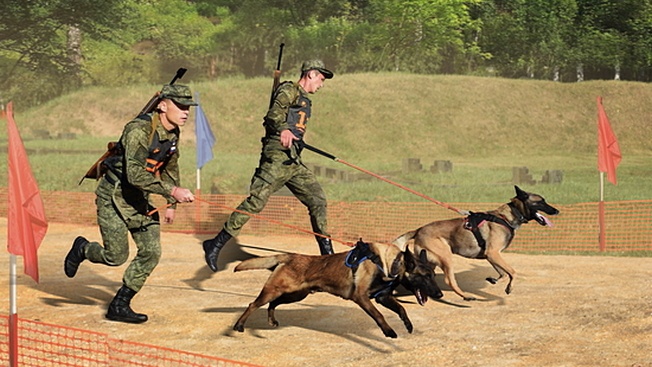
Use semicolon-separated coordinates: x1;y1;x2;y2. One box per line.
301;60;334;79
160;84;198;106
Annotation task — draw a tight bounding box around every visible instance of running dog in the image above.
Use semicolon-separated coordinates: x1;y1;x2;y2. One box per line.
393;186;559;301
232;239;443;338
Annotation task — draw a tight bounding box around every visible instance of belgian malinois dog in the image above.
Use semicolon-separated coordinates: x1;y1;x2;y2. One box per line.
232;240;443;338
393;186;559;301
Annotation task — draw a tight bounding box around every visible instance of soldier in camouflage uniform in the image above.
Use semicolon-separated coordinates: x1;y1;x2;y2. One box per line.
202;60;334;272
64;85;197;323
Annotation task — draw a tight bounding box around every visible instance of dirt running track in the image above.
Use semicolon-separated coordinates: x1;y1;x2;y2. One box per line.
1;219;651;367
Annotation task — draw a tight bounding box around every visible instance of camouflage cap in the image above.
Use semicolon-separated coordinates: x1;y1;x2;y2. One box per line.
301;59;334;79
159;84;198;106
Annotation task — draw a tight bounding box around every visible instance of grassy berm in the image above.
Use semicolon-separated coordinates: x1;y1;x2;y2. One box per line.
4;73;652;204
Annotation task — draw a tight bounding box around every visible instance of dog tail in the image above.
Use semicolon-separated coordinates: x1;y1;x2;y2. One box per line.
392;230;417;250
234;255;290;272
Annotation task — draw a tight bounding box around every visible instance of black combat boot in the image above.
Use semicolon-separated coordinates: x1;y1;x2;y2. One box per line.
202;230;233;272
316;236;334;255
106;286;148;324
64;236;89;278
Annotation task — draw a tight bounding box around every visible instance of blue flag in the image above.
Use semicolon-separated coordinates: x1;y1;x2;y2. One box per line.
195;93;215;169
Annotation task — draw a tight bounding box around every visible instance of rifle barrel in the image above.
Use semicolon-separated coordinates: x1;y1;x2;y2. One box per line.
275;43;285;70
137;68;187;117
170;68;187;85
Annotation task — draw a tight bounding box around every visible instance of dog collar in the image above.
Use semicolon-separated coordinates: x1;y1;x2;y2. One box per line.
507;202;528;225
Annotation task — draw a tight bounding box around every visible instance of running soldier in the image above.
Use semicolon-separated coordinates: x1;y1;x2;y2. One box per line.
202;60;334;272
64;85;196;323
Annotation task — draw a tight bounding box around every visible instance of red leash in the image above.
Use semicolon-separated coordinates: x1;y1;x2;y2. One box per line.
303;143;469;216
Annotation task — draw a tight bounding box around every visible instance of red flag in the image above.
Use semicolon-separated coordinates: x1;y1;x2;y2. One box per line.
6;101;49;283
596;96;622;185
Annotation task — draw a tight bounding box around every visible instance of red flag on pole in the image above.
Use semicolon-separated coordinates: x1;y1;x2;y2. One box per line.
596;96;622;185
6;101;49;283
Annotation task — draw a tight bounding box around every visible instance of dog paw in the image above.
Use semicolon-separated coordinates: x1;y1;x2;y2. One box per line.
383;329;398;338
486;277;498;284
403;320;413;334
233;324;245;332
463;296;477;301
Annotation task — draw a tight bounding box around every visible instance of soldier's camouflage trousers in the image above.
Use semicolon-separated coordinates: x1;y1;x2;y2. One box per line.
84;180;161;292
223;146;328;238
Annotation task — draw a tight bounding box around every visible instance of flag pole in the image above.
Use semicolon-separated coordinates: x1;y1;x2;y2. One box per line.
598;152;606;252
600;171;604;202
9;254;19;367
196;168;201;193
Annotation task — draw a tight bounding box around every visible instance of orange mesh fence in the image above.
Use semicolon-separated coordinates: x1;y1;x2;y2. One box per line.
0;189;650;253
0;315;261;367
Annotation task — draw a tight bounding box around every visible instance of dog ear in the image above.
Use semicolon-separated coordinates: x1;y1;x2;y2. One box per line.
390;253;404;278
514;185;529;201
403;248;415;271
419;249;428;264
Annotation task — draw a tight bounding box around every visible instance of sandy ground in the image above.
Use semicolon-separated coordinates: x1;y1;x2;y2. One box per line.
1;219;651;367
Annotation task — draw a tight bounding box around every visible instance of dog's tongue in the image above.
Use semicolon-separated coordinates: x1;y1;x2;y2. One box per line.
536;212;553;227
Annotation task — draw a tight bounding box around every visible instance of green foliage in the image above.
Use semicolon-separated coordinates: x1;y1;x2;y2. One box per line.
3;0;652;109
361;0;479;72
0;0;133;104
83;40;160;86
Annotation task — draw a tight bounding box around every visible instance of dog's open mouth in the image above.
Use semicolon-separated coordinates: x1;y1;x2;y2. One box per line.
535;212;553;227
415;289;427;305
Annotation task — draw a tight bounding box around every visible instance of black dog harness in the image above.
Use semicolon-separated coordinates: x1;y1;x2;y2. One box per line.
463;211;516;256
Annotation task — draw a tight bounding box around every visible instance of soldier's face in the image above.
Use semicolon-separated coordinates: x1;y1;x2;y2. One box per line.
160;99;190;128
304;70;326;93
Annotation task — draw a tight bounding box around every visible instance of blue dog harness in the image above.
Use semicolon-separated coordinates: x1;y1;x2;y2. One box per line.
344;239;398;298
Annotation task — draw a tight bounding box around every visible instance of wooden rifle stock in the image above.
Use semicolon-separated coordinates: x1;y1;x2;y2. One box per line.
78;141;120;185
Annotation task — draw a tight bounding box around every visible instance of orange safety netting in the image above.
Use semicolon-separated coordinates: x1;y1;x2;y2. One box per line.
0;189;650;253
0;315;260;367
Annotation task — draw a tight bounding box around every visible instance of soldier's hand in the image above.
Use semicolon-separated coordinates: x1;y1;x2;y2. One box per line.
280;129;299;148
171;187;195;203
164;208;176;224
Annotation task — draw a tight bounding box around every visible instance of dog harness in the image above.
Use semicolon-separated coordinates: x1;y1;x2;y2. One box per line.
463;212;515;256
345;240;385;272
344;240;398;298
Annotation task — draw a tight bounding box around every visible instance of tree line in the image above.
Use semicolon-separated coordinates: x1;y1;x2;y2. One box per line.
2;0;651;107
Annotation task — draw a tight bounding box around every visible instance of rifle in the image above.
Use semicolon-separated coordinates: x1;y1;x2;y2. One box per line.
269;43;285;109
79;68;187;185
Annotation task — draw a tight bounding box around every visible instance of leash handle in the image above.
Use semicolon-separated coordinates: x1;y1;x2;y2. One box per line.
303;143;338;161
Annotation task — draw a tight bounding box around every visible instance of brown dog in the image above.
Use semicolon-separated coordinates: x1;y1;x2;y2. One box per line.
232;240;443;338
393;186;559;301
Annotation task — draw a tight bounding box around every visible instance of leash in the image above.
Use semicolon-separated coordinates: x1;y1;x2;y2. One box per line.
148;145;470;218
302;143;469;216
148;197;357;248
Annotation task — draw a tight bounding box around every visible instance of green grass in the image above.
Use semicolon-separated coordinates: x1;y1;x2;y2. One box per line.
2;73;651;204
